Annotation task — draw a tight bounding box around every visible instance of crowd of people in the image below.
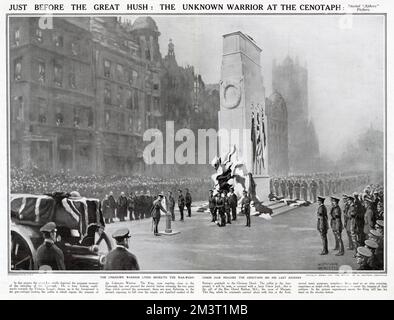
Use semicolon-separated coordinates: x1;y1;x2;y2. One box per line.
11;166;211;202
270;173;371;203
316;183;384;270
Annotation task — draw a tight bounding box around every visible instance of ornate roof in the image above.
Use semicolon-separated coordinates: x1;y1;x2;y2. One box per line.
131;16;159;32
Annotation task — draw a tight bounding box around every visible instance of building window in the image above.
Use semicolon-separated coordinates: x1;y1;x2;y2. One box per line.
71;42;79;56
104;84;111;104
13;96;24;121
87;109;94;128
116;64;124;81
38;98;47;123
73;108;80;128
153;83;159;90
104;59;111;78
38;60;45;84
35;29;43;42
133;90;139;110
105;111;110;129
53;33;63;47
126;90;133;109
14;58;22;80
119;113;125;132
55;108;64;126
117;86;123;107
14;29;20;46
54;63;63;87
69;64;76;89
128;116;133;132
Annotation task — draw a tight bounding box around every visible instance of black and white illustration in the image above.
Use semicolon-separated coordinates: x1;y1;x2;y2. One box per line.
8;14;385;271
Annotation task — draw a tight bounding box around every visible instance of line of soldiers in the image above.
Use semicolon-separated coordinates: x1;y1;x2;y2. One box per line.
101;189;193;226
208;188;252;227
316;185;384;270
271;173;370;203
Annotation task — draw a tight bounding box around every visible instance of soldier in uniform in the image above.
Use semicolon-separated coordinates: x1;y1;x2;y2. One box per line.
364;239;379;269
102;195;111;224
346;196;358;254
355;246;373;270
288;179;294;199
151;193;167;236
294;180;301;200
215;191;226;227
342;195;352;250
363;196;375;240
280;179;286;198
301;180;308;201
223;190;232;224
178;189;185;221
329;196;344;256
316;196;329;255
185;188;192;217
208;189;216;222
117;192;128;222
310;179;318;203
104;228;140;270
274;179;280;197
108;191;116;223
167;191;176;221
36;222;65;270
318;179;324;197
127;192;135;221
241;190;251;227
229;187;238;221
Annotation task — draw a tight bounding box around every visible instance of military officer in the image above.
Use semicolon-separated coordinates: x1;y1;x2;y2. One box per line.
104;228;140;270
229;187;238;221
347;195;359;254
364;239;379;269
280;179;287;198
36;222;65;270
151;193;167;236
185;188;192;217
310;179;318;203
316;196;329;255
329;196;344;256
167;191;176;222
287;179;294;199
208;189;216;222
294;180;301;200
355;246;373;270
342;195;351;249
318;179;324;197
241;190;251;227
274;179;280;196
301;180;308;201
363;196;375;240
117;192;128;222
178;189;185;221
223;190;231;224
215;191;226;227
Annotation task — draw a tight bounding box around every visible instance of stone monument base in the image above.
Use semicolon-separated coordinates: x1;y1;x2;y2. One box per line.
159;230;181;236
253;175;271;202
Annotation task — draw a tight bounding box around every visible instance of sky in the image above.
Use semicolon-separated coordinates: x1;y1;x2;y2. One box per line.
140;15;385;160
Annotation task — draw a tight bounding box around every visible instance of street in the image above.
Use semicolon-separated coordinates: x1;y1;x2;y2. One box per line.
105;203;359;271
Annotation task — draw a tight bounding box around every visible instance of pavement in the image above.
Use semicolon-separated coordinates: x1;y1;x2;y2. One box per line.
104;203;359;271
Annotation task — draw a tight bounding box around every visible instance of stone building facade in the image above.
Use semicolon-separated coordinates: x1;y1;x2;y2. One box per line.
272;56;320;174
10;16;219;175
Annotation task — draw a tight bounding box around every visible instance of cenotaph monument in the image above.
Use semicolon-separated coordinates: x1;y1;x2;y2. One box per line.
218;31;270;201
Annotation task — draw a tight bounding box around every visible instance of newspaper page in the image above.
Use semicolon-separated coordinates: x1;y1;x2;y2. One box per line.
0;0;392;304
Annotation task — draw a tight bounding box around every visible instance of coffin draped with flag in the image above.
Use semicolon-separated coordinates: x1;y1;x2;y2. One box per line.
11;192;105;238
